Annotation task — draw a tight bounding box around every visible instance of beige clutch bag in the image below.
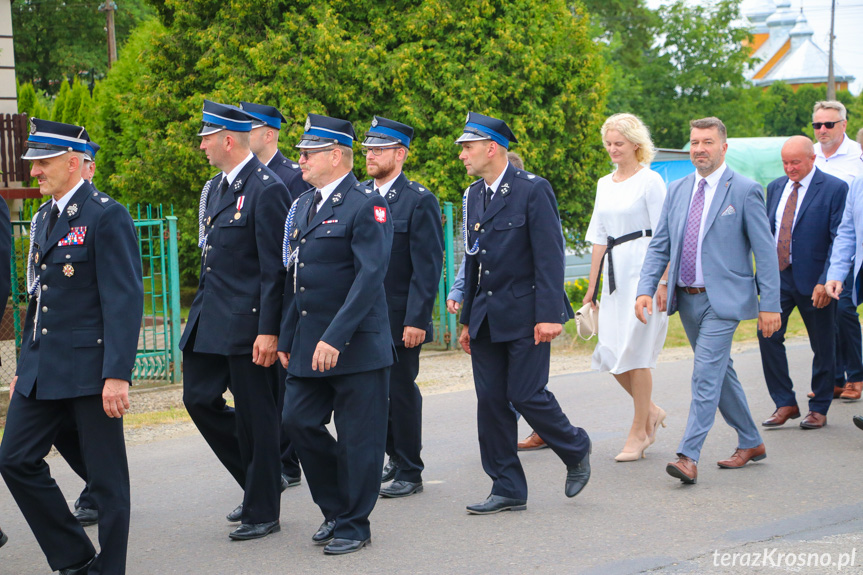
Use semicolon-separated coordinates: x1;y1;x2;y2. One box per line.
575;302;599;340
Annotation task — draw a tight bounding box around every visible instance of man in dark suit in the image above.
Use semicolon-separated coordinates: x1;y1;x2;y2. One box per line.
278;114;393;555
456;112;590;514
181;100;289;540
637;117;781;484
759;136;848;430
361;116;443;498
239;100;305;488
0;118;143;574
240;101;308;200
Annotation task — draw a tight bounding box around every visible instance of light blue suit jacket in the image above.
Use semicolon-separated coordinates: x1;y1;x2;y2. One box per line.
637;167;780;319
827;177;863;304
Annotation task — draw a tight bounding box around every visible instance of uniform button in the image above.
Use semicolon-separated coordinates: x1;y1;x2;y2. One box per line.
41;285;48;291
481;250;486;255
508;222;512;226
207;245;212;251
206;267;211;272
41;306;48;312
41;328;47;335
299;263;305;268
252;308;257;313
487;291;493;296
301;239;306;244
97;339;103;344
345;342;350;346
301;310;307;316
299;287;305;292
66;254;71;259
480;228;485;233
40;264;46;270
326;230;332;234
484;270;489;275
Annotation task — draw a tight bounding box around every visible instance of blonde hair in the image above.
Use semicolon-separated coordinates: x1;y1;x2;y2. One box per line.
813;100;847;121
601;113;656;165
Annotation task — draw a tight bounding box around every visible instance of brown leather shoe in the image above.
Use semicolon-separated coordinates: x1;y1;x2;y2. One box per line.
840;381;862;401
517;431;547;451
800;411;827;429
717;443;766;469
761;405;801;427
666;456;697;484
807;386;845;399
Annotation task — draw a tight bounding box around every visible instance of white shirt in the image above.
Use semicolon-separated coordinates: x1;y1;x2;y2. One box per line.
315;172;351;209
483;162;510;201
222;152;255;186
259;150;277;167
53;179;86;215
814;134;863;187
678;162;728;288
375;172;401;197
773;168;816;263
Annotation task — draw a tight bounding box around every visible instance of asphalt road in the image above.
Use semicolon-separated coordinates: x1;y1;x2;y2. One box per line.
1;342;862;575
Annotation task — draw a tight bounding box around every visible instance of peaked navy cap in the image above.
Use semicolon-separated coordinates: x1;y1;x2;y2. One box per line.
85;140;101;161
296;113;356;149
455;111;517;149
22;118;89;160
362;116;413;148
198;99;253;136
239;101;287;130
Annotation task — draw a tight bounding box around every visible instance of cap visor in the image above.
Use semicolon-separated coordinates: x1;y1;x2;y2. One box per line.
455;132;490;144
197;125;224;137
22;148;67;160
362;136;401;147
295;139;336;149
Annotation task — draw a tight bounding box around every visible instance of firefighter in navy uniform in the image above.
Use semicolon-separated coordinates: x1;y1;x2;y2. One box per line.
181;100;289;541
278;114;393;555
455;112;591;515
240;101;308;200
0;118;143;575
239;100;305;488
360;116;443;498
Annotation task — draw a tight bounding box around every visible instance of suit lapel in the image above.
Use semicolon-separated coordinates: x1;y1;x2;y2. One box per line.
44;183;91;256
384;172;408;206
301;173;357;236
766;177;788;233
674;174;697;242
794;170;822;225
211;158;261;219
480;164;515;224
702;168;733;236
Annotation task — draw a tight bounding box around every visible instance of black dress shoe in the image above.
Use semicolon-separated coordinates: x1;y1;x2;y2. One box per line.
0;527;7;548
380;480;423;498
854;415;863;431
229;520;280;540
59;554;97;575
73;507;99;527
312;519;336;544
565;443;591;498
465;494;527;515
226;504;243;523
323;537;370;555
281;473;301;490
381;457;396;483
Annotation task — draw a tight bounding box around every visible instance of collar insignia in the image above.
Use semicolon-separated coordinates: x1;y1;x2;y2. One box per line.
66;204;78;217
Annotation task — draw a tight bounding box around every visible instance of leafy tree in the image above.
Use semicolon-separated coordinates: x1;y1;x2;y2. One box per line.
12;0;155;93
91;1;609;283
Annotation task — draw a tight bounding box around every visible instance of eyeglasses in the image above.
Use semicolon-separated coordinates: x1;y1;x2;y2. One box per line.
299;148;334;159
361;146;399;156
812;121;842;130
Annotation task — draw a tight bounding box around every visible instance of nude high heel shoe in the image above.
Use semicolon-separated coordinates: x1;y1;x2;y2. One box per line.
648;407;667;446
614;437;650;462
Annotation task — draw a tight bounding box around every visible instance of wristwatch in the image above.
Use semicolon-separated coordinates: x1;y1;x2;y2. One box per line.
658;280;668;286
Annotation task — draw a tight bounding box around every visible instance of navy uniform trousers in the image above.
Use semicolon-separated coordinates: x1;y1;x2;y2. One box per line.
183;326;281;524
759;265;837;414
835;269;863;387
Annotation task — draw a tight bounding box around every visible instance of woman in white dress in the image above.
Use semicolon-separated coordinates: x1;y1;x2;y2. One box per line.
583;113;669;462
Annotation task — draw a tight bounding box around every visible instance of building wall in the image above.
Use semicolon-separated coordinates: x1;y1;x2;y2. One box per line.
0;0;17;115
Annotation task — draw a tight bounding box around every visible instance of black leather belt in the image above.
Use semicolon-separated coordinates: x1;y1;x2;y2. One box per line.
679;286;706;294
601;229;652;295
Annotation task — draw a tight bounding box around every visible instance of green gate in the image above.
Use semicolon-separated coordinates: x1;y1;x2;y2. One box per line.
3;204;182;385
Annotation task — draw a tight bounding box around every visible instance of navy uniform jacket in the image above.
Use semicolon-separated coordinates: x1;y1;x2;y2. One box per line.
765;167;848;294
365;174;443;345
268;150;308;201
16;182;144;399
181;157;290;355
279;173;395;377
460;164;572;341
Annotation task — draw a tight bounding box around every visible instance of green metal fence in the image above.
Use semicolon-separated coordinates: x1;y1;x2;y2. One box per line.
432;201;458;350
2;204;182;385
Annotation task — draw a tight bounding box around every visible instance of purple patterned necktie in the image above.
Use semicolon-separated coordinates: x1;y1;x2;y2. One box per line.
679;178;707;286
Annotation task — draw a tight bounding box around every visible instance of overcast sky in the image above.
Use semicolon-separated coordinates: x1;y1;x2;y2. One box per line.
648;0;863;94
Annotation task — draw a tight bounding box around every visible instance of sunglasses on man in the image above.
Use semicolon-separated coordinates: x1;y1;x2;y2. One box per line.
812;121;842;130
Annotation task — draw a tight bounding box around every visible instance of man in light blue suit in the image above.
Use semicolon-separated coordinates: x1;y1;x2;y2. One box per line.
636;117;781;485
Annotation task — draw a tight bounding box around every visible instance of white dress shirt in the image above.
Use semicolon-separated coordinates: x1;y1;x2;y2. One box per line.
375;173;400;197
483;162;510;201
222;152;255;186
815;134;863;187
53;179;86;215
772;168;816;263
314;172;351;210
678;162;728;288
